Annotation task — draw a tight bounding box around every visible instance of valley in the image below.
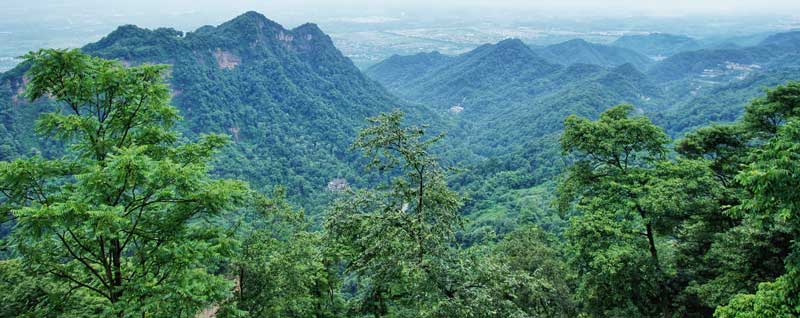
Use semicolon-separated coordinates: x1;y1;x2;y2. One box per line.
1;5;799;318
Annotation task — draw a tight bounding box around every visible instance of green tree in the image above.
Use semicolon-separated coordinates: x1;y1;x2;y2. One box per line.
559;104;721;317
715;117;800;317
0;258;105;317
667;84;800;314
325;110;462;317
234;190;344;318
0;49;247;317
492;225;576;317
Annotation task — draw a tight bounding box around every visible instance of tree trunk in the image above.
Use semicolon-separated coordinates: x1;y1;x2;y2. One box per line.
112;238;124;317
639;207;670;317
645;222;660;270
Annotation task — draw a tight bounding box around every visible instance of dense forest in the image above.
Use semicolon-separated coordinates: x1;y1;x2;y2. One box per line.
1;11;799;318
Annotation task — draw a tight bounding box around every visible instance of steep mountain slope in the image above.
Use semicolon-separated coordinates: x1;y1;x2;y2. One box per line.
365;41;663;235
0;11;437;211
612;33;702;58
533;39;654;71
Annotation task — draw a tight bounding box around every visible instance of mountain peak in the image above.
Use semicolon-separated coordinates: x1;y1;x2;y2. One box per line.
83;25;182;57
495;38;528;49
218;10;283;34
561;38;591;46
460;38;539;62
488;38;539;58
292;23;324;35
101;24;150;41
235;11;273;24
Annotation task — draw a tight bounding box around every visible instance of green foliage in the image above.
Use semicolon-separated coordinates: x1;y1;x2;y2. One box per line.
324;111;577;317
3;12;800;318
714;272;799;318
0;11;438;216
742;82;800;136
714;112;800;318
493;225;576;316
0;259;105;317
559;104;725;317
235;191;344;318
325;111;462;316
0;49;247;317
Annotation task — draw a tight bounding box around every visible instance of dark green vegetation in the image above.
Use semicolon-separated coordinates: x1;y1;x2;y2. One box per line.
0;11;435;214
2;10;800;318
1;49;247;317
366;31;800;235
557;87;800;316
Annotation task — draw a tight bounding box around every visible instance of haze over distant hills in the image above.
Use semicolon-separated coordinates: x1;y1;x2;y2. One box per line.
369;30;800;135
366;29;800;225
612;33;703;58
533;39;654;70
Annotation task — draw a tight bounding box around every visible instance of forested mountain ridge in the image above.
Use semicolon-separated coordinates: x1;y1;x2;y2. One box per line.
367;31;800;241
363;51;455;92
1;8;799;317
366;39;661;151
647;30;800;82
0;11;440;212
3;46;798;317
611;32;703;58
373;39;561;106
533;38;654;71
368;30;800;141
366;39;667;239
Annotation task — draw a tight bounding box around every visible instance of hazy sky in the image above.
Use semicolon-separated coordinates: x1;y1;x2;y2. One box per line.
0;0;798;72
5;0;800;21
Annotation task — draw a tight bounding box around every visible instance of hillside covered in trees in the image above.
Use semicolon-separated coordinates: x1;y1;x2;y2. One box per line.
0;11;440;214
1;10;799;318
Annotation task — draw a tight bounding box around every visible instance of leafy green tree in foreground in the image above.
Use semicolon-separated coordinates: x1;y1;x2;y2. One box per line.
233;189;345;318
326;111;575;317
559;104;721;317
714;90;800;317
325;110;462;317
0;49;247;317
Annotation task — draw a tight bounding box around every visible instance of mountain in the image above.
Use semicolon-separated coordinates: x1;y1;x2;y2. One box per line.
533;39;654;71
612;33;703;58
364;52;454;92
758;30;800;50
653;68;800;134
366;31;800;233
646;31;800;82
367;39;561;108
366;39;663;235
366;38;661;160
0;11;436;212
